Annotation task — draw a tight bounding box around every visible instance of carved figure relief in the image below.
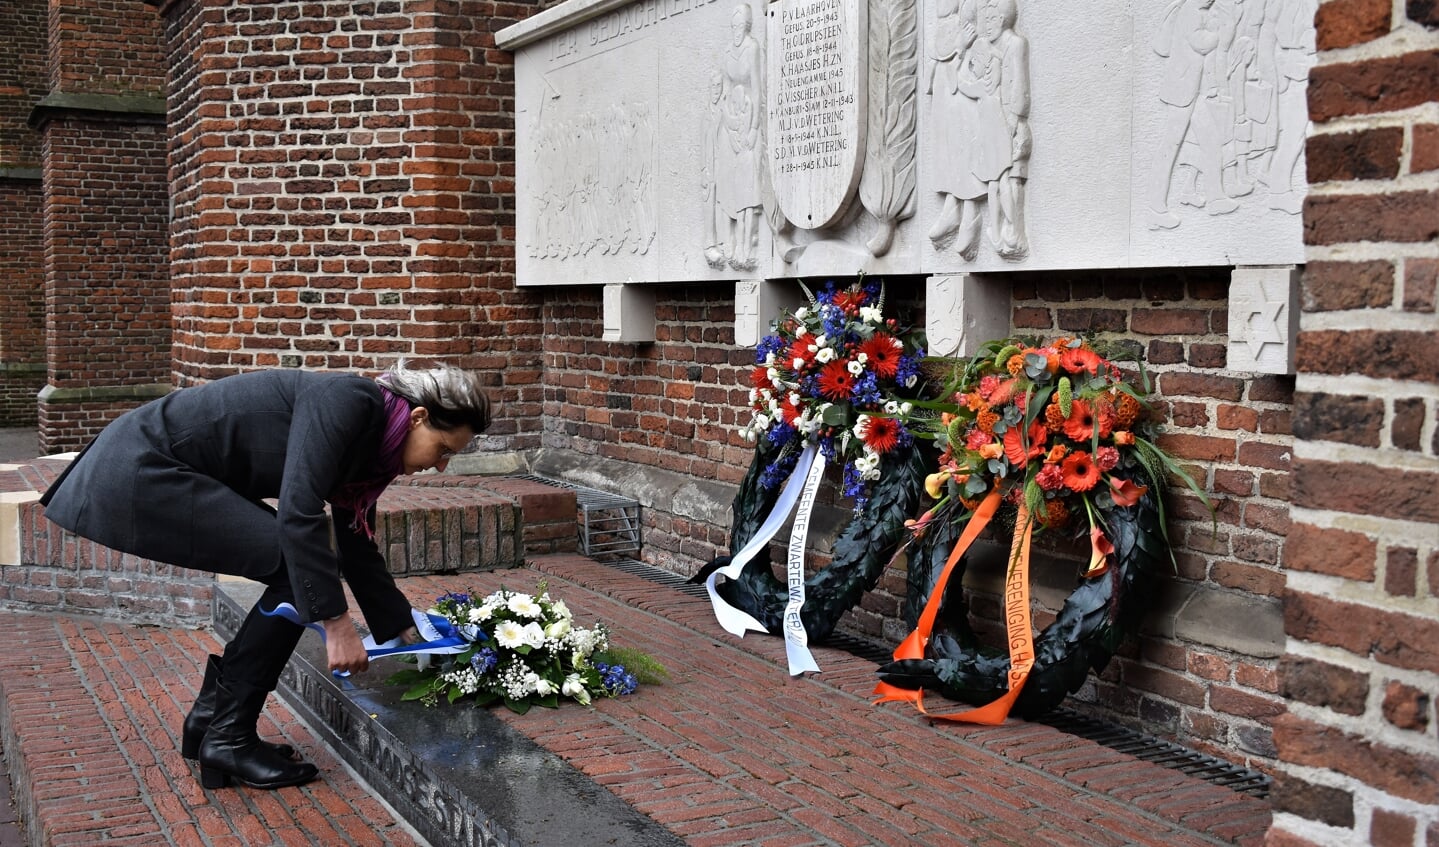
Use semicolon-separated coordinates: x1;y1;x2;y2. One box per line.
926;0;1030;261
529;104;657;260
1145;0;1316;230
704;4;767;271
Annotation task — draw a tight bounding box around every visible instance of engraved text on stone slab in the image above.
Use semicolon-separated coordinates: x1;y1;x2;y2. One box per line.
767;0;867;229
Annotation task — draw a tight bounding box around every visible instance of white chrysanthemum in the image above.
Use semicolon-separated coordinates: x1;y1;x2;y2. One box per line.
494;620;528;648
507;594;543;618
521;622;546;649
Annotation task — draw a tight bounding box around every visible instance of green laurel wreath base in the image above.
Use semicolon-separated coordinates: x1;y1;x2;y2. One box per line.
878;473;1166;719
700;437;929;642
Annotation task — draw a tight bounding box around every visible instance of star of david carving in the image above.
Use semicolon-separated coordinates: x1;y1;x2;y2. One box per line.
1243;295;1286;360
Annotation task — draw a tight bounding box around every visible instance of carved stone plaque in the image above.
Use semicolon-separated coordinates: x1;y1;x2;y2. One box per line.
766;0;868;229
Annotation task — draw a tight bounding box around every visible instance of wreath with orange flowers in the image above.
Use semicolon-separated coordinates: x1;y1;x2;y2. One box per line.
877;337;1207;717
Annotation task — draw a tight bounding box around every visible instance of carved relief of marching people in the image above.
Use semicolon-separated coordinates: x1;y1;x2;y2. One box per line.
1146;0;1316;229
529;105;657;260
926;0;1030;260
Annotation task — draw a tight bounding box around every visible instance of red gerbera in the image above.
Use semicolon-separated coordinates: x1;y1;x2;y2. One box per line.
750;365;771;390
1061;451;1101;492
1002;419;1049;468
778;394;804;426
862;416;903;454
1062;398;1095;441
858;333;903;379
816;360;856;400
786;339;811;371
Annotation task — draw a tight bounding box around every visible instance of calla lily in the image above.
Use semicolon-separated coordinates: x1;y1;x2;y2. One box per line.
1108;477;1149;507
925;471;950;499
1085;526;1114;578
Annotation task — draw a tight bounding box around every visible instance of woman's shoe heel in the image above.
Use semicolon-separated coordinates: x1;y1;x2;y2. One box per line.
199;767;230;789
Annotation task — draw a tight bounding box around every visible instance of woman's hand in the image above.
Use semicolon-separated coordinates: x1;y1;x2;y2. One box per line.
322;615;370;674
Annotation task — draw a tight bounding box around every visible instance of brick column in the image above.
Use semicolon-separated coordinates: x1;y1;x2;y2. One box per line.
1267;4;1439;846
32;1;171;453
159;0;544;452
0;0;48;429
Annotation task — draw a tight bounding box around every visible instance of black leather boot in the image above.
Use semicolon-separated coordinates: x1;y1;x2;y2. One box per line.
182;655;297;761
197;679;318;790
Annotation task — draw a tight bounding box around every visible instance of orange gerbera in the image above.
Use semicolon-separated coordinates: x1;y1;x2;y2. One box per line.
858;334;902;379
816;360;856;399
1062;398;1096;441
1003;420;1048;468
1059;345;1104;375
1061;451;1101;492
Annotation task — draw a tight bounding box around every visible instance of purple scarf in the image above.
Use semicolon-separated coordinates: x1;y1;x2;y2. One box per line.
330;385;411;539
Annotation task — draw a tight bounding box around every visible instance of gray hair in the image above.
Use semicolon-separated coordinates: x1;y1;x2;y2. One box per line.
375;360;492;434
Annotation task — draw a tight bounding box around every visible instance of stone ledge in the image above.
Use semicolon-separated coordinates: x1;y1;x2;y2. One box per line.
214;579;684;847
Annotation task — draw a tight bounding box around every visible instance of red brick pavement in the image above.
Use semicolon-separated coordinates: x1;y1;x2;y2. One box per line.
0;553;1273;846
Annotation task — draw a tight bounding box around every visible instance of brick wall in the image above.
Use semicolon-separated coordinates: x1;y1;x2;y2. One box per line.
0;0;48;427
538;270;1293;768
162;0;544;452
1267;4;1439;846
37;116;172;452
33;1;171;453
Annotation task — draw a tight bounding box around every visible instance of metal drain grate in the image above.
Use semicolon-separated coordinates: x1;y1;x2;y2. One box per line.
591;555;1272;799
515;475;642;559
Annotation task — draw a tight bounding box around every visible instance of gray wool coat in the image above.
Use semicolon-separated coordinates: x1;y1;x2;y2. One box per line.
40;370;414;643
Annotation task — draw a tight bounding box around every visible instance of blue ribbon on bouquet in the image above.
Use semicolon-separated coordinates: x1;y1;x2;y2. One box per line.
259;603;473;658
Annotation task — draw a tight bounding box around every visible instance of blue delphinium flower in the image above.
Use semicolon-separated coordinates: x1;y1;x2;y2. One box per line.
595;662;638;696
471;647;498;674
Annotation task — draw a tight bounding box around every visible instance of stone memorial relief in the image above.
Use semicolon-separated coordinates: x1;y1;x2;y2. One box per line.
924;0;1030;262
761;0;923;274
704;4;769;272
1144;0;1318;231
529;105;657;262
500;0;1313;284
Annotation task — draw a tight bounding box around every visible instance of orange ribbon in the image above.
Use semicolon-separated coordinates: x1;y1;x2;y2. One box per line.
875;490;1036;726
